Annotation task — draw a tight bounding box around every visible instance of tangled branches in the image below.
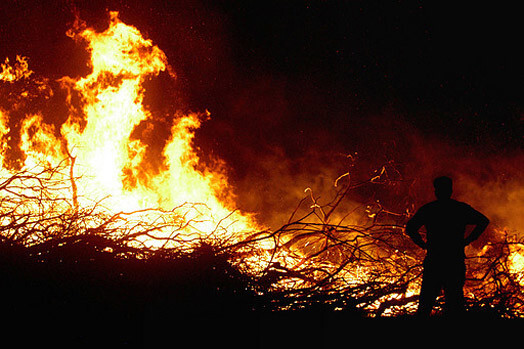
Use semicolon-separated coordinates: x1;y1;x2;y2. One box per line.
0;161;523;319
224;163;524;318
225;165;424;316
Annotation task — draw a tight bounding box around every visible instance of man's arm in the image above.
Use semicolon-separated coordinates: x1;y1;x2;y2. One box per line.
405;210;427;249
464;208;490;246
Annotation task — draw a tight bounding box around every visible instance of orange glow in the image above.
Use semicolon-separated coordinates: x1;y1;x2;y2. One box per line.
1;12;259;247
508;237;524;287
1;11;522;318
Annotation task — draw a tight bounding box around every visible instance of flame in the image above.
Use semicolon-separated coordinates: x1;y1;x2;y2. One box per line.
508;236;524;287
0;110;9;165
0;55;33;82
1;11;258;246
1;10;522;317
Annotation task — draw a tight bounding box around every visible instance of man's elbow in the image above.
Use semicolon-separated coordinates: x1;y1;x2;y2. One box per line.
479;216;490;230
404;224;415;237
405;218;418;232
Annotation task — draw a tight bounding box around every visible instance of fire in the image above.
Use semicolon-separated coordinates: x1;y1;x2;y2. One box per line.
0;55;33;82
0;11;258;246
1;10;523;318
507;235;524;287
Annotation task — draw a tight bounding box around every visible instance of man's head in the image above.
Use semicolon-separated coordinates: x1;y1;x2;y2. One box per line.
433;176;452;200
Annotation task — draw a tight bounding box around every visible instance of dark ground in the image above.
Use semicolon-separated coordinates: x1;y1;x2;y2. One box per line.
1;241;521;347
4;304;522;348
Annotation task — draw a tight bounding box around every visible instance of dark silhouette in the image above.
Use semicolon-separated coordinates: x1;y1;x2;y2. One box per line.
405;176;489;318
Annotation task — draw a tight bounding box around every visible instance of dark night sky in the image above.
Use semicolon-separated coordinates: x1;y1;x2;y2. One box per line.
1;0;523;223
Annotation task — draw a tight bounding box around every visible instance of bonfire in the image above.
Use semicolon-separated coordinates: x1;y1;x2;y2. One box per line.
1;12;523;328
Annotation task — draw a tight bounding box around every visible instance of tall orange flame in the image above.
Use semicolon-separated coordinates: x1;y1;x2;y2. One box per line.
1;11;259;246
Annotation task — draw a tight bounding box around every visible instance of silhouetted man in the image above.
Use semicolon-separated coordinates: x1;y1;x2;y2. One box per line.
405;176;489;318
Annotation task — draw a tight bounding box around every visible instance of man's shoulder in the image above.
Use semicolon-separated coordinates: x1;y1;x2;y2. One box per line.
419;200;438;210
412;201;436;217
450;199;474;210
420;199;472;211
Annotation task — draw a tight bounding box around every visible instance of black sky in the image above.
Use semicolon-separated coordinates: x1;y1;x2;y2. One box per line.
212;1;523;152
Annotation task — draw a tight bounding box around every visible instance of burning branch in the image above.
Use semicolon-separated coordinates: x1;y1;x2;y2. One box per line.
1;160;523;318
224;162;524;318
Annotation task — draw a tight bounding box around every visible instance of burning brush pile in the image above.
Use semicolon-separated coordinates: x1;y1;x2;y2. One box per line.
0;12;523;327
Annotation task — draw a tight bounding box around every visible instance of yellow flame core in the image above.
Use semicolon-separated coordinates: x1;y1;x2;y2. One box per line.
508;239;524;287
10;11;258;245
59;13;167;210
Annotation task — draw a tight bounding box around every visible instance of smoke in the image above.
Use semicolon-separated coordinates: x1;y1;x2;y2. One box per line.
395;128;524;237
454;155;524;236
